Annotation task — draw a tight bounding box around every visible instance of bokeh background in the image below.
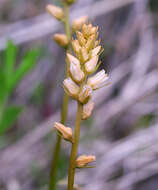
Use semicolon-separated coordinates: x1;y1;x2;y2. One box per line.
0;0;158;189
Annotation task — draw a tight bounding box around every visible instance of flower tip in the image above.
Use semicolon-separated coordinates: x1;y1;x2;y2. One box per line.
66;53;80;66
72;16;88;31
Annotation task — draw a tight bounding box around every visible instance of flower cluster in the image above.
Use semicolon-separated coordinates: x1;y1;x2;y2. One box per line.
63;23;109;119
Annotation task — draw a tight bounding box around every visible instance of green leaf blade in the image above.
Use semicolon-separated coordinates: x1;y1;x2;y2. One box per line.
5;41;18;85
0;106;22;134
8;49;39;92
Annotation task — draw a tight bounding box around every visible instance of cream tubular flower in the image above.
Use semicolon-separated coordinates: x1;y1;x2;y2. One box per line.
63;77;80;99
70;61;85;83
87;69;109;90
54;122;73;142
85;56;98;74
67;53;80;66
76;155;96;168
78;85;92;104
82;100;94;120
46;4;64;20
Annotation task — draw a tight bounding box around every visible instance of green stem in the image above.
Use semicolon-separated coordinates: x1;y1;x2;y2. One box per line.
64;3;71;42
49;93;69;190
68;102;82;190
49;3;71;190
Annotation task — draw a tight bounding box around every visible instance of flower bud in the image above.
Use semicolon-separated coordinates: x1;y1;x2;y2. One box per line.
82;24;90;38
90;26;98;35
53;34;69;48
76;155;96;168
63;77;80;99
54;122;73;142
76;31;86;46
72;16;88;31
82;100;94;120
82;24;98;38
85;34;96;51
46;4;64;20
72;40;81;56
87;70;109;90
79;47;89;63
78;85;92;104
91;46;101;57
66;53;80;66
85;56;98;74
70;61;85;83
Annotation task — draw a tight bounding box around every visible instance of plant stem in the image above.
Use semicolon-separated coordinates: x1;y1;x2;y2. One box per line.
64;3;71;42
49;93;69;190
68;102;82;190
49;3;71;190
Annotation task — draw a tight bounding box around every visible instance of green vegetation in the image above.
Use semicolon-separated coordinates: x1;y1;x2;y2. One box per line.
0;41;38;134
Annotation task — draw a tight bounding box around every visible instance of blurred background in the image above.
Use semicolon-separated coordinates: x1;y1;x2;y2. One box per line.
0;0;158;189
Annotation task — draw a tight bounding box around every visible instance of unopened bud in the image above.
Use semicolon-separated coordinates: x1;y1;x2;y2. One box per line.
85;56;98;74
79;47;89;63
63;77;80;99
54;122;72;142
82;24;90;38
82;100;94;120
82;24;98;38
66;53;80;66
87;70;109;90
53;34;69;47
76;31;86;46
76;155;96;168
91;46;101;57
78;85;92;104
72;40;81;56
46;4;64;20
70;61;85;83
72;16;88;31
85;34;96;51
90;26;98;36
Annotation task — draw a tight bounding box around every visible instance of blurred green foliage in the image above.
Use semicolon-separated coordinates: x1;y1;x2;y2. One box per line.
0;41;38;134
135;114;155;129
149;0;158;12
